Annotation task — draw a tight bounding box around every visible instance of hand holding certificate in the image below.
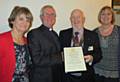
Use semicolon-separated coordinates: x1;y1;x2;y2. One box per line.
64;47;87;73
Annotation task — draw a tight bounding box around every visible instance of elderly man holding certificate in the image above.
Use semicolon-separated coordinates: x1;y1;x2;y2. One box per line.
59;9;102;82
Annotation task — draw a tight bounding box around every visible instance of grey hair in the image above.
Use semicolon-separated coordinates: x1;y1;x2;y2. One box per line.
70;9;85;19
40;5;55;16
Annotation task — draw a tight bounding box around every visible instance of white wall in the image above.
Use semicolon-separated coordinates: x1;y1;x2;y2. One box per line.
0;0;111;33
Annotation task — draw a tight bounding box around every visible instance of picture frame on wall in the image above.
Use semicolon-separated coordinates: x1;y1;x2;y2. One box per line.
112;0;120;14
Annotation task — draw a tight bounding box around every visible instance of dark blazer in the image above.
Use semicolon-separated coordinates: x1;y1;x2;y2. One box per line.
27;24;62;82
59;28;102;82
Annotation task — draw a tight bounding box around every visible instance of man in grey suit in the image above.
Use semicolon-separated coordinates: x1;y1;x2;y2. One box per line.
27;5;62;82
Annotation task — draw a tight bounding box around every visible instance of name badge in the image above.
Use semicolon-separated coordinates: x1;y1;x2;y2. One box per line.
88;46;93;51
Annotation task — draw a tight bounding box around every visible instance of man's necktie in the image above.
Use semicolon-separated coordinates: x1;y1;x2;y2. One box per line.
73;32;79;47
71;32;83;76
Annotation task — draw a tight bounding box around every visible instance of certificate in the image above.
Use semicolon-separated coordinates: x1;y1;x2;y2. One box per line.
64;47;87;73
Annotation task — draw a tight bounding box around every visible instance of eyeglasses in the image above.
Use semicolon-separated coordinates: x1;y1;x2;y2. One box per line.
43;13;56;17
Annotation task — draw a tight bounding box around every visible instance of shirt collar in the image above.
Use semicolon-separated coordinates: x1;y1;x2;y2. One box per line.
42;24;53;31
73;27;84;36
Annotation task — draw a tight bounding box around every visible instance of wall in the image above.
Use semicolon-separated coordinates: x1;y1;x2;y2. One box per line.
115;14;120;26
0;0;111;33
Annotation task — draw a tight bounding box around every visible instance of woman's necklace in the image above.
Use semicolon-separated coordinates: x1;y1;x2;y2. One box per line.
99;25;114;37
11;31;26;45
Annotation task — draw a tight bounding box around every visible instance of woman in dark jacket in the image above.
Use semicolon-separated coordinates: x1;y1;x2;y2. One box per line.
93;6;120;82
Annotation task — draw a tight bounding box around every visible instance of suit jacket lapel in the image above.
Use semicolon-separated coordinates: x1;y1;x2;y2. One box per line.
51;30;61;50
67;28;73;47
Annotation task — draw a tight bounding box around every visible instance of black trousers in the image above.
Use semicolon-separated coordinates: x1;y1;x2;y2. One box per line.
62;73;94;82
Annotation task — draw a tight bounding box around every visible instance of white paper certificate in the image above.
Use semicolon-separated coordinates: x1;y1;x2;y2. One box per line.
64;47;87;73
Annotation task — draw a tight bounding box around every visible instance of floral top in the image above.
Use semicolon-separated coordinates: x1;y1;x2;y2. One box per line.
12;43;31;82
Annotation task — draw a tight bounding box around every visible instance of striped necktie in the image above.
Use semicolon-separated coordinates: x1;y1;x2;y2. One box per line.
73;32;79;47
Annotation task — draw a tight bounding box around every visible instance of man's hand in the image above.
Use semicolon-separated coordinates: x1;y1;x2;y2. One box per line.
84;55;93;63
